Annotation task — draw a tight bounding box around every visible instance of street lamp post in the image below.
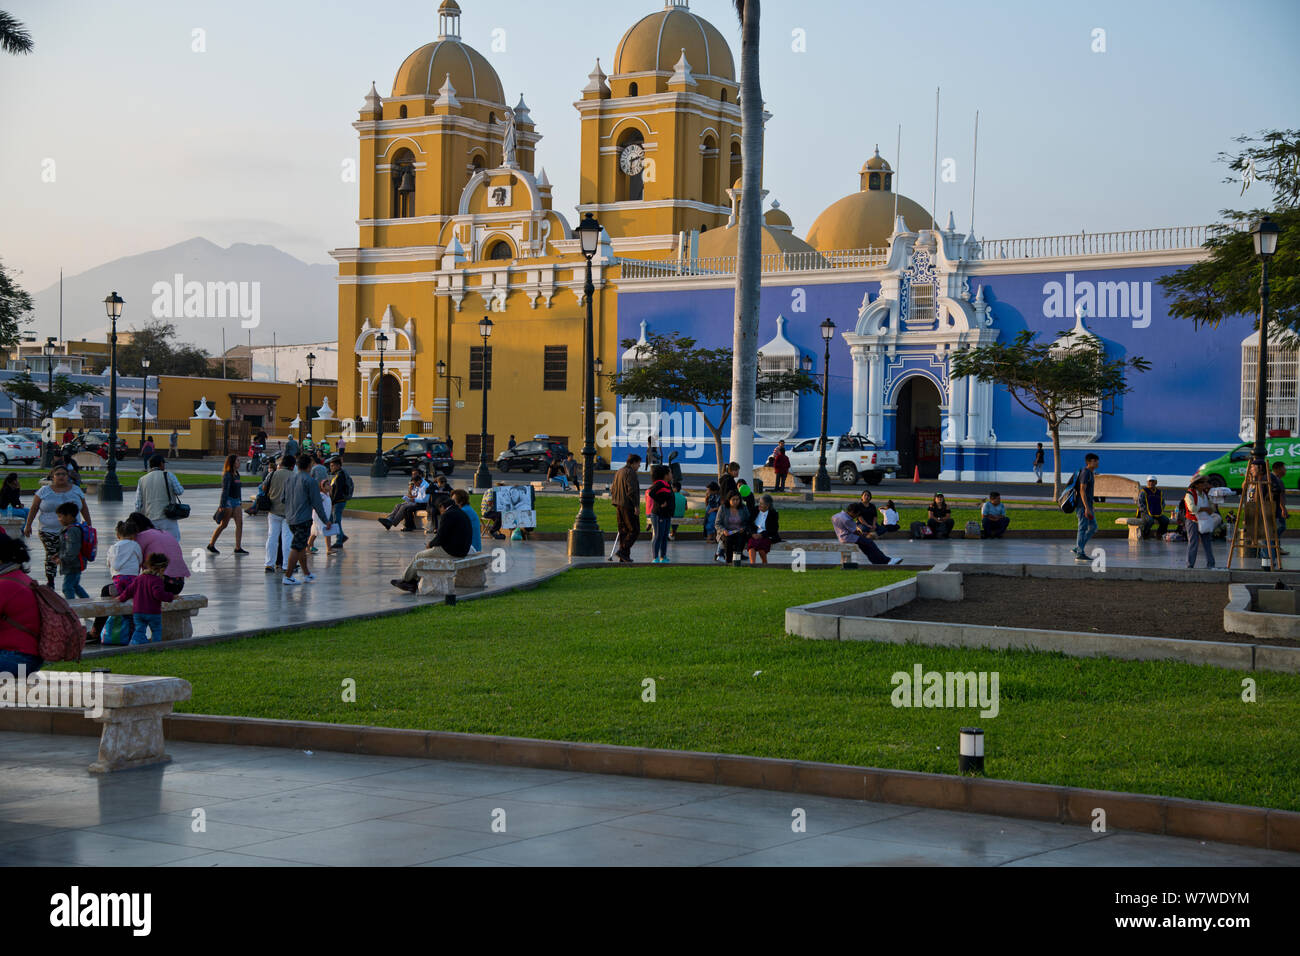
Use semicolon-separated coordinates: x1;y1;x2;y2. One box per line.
436;359;462;449
41;337;56;467
99;292;124;502
369;332;389;477
473;317;494;491
568;212;604;556
814;317;836;492
139;358;150;455
1250;216;1281;467
306;351;316;447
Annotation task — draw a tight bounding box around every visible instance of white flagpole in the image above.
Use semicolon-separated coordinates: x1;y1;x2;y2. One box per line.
969;110;980;236
893;124;901;227
930;87;940;232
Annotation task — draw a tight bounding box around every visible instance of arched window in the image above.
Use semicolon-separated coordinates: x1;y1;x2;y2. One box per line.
721;89;728;103
1052;321;1103;442
486;240;513;261
616;128;645;202
399;105;407;119
701;135;718;205
868;172;881;190
629;81;638;97
883;172;893;190
391;148;415;219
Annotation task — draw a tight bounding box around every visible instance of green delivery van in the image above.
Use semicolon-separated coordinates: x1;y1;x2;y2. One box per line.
1195;439;1300;490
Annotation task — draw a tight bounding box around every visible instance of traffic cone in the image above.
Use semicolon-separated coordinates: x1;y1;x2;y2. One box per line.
912;465;921;484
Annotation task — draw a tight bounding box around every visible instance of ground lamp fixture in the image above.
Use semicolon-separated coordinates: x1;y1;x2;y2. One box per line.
568;212;605;556
99;292;124;502
370;333;390;477
814;317;836;492
473;317;494;491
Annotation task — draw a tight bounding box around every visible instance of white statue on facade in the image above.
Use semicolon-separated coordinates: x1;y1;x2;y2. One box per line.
501;109;518;168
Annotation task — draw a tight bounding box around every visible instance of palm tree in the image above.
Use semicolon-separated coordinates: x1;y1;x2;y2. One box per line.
0;11;33;55
729;0;762;483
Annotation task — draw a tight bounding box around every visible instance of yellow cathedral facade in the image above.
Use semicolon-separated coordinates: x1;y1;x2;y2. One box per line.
331;0;926;461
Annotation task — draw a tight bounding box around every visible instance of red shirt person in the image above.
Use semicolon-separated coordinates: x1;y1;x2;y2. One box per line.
0;536;44;675
771;441;791;491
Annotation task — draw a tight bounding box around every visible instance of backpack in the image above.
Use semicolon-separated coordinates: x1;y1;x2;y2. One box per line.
77;521;97;568
4;582;86;662
910;520;932;539
1059;470;1081;513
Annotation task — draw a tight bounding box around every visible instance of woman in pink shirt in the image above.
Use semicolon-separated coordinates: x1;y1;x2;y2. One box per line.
129;513;191;594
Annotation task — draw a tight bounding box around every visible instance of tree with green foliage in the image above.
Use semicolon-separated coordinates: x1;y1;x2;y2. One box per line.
949;331;1151;497
117;319;221;378
0;259;33;351
1159;129;1298;332
612;331;820;473
2;371;102;428
0;11;33;55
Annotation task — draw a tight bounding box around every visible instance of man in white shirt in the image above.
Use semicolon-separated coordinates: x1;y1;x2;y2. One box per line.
379;469;431;532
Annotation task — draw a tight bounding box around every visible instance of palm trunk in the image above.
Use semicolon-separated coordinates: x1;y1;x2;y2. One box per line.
729;0;762;486
1050;423;1062;500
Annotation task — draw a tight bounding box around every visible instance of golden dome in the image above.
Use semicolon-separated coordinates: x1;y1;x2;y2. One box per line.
806;186;932;252
614;3;735;79
392;5;504;104
862;146;890;171
732;176;744;190
697;221;820;260
764;203;793;229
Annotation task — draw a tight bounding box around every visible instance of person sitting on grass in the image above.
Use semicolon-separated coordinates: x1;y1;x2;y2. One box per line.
746;494;780;566
927;493;955;538
391;497;472;593
980;491;1010;538
879;500;900;534
1138;476;1169;539
833;503;903;566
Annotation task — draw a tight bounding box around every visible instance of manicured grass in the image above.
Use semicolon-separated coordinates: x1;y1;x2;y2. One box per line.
348;494;1131;533
8;470;214;493
55;568;1300;810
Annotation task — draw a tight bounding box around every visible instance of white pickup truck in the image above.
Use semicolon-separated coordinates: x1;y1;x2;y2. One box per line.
786;434;899;485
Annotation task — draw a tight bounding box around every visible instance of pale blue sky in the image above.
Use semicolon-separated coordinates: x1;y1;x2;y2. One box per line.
1;0;1297;306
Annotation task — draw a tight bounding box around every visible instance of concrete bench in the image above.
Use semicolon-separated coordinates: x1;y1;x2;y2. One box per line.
11;671;191;773
69;593;209;642
1093;474;1140;503
772;540;861;568
1115;517;1143;543
410;552;493;597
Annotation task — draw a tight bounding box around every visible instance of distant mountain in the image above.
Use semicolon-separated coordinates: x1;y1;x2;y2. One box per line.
26;238;337;354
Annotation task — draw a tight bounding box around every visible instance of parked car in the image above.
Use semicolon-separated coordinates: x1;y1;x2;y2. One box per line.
0;433;39;465
382;435;454;475
786;433;899;485
496;438;570;473
1196;438;1300;490
62;431;129;461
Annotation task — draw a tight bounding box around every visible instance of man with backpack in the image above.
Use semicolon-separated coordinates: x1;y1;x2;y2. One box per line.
55;502;91;599
1070;453;1101;561
326;455;353;553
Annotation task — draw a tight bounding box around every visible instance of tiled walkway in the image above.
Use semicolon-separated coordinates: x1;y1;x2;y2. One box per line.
1;734;1293;867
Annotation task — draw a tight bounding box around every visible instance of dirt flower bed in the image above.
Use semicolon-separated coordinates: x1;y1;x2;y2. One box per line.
882;575;1300;647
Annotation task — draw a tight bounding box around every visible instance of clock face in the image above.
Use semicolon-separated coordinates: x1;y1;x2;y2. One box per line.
619;143;645;176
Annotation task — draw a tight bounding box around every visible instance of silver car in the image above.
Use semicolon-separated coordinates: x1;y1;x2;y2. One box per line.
0;433;39;465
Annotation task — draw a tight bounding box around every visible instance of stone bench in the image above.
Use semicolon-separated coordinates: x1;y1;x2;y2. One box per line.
11;672;191;773
772;540;861;568
69;593;209;642
410;552;493;597
1115;517;1143;543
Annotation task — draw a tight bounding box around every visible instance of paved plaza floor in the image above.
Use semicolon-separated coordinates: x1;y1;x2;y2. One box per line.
60;477;1255;644
1;733;1294;867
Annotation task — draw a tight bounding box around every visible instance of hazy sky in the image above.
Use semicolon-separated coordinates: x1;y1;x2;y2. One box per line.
1;0;1297;306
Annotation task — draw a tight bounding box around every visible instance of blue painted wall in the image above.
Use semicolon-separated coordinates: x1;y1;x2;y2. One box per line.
616;261;1253;480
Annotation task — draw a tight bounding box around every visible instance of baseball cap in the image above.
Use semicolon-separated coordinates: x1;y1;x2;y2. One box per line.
1146;475;1157;483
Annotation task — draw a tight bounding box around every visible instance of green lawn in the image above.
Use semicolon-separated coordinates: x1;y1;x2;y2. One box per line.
55;568;1300;810
349;494;1132;533
7;470;215;493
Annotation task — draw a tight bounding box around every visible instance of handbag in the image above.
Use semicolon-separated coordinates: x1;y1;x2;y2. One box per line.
161;472;190;521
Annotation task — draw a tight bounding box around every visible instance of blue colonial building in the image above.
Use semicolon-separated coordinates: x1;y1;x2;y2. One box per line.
610;150;1256;485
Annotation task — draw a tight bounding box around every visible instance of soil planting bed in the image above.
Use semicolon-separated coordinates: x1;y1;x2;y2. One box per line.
883;575;1300;647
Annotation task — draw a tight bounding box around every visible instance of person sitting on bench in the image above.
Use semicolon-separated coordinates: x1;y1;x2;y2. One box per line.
833;503;903;566
1138;476;1169;539
980;491;1010;538
391;498;471;593
379;468;430;532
